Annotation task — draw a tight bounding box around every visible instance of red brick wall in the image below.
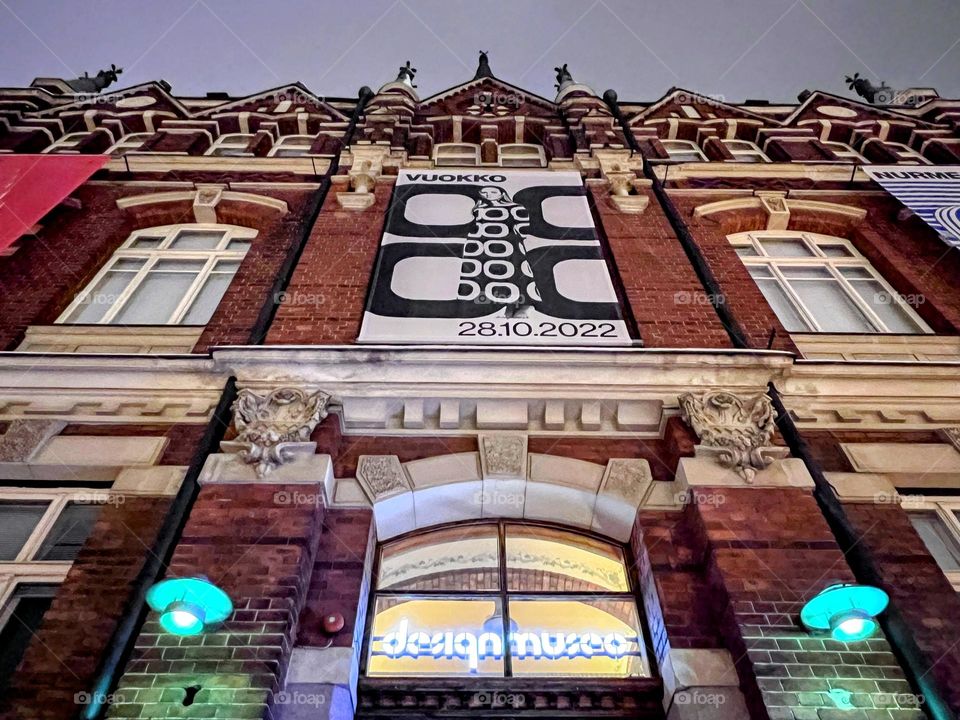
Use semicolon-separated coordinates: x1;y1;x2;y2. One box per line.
106;483;324;720
0;496;172;720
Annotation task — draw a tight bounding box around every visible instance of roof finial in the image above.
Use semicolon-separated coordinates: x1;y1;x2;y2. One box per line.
65;64;123;94
396;60;417;88
844;72;894;105
554;63;574;92
474;50;493;80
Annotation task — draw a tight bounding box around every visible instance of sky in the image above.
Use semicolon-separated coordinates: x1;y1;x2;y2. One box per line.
0;0;958;104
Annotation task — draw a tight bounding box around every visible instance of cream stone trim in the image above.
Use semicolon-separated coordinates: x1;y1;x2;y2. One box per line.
655;162;871;184
661;648;747;717
117;187;288;221
16;326;203;354
198;450;333;488
216;347;792;438
692;193;865;229
676;454;811;490
842;442;960;483
107;154;331;175
791;334;960;362
824;472;899;503
0;354;224;424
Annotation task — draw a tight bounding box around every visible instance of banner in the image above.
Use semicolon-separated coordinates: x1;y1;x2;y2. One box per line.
358;170;630;345
864;166;960;247
0;155;108;253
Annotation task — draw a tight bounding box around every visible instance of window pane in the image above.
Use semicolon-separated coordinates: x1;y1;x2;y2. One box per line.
505;525;628;592
377;525;499;591
181;273;232;325
735;245;759;257
169;230;225;250
367;596;505;676
780;266;833;279
847;279;922;333
508;598;647;677
0;503;48;560
35;503;101;561
65;268;140;323
227;239;252;252
0;585;57;693
790;279;874;331
129;236;163;249
758;238;814;257
751;275;810;331
112;263;202;324
820;244;853;257
910;512;960;572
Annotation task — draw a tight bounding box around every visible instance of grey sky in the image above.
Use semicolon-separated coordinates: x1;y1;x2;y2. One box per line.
1;0;958;103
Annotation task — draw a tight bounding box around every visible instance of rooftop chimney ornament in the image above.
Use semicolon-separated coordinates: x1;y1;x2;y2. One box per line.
474;50;494;80
845;72;895;105
396;60;417;88
66;64;123;94
554;63;574;92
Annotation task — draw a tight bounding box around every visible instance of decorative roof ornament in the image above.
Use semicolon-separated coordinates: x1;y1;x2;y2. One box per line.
66;64;123;94
396;60;417;88
474;50;494;80
554;63;574;91
845;72;895;105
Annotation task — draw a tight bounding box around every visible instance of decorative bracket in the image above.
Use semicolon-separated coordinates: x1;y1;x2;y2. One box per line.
223;388;330;477
679;390;777;482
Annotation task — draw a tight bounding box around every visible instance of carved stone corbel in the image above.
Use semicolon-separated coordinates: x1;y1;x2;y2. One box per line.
222;388;330;477
678;390;778;482
336;146;392;210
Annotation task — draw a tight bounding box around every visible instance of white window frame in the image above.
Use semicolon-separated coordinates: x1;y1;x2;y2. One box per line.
57;224;255;326
205;133;255;157
498;143;546;168
661;139;707;162
721;139;769;163
729;231;932;334
267;135;319;157
42;133;88;154
903;496;960;591
105;133;153;156
433;143;480;167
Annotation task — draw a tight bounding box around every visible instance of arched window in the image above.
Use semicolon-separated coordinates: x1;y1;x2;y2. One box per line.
661;139;707;162
498;143;546;168
106;133;153;156
364;521;650;679
721;139;769;163
268;135;318;157
730;231;930;333
205;133;255;157
43;133;89;154
58;224;254;325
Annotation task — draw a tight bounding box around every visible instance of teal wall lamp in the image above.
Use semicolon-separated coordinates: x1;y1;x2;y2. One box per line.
146;577;233;636
800;582;889;642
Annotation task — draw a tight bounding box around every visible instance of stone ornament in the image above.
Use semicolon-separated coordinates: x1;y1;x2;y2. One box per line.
229;388;330;477
480;433;527;479
356;455;410;500
679;390;776;482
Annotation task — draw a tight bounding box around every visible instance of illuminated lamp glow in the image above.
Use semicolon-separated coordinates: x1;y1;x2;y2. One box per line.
146;577;233;636
800;583;888;642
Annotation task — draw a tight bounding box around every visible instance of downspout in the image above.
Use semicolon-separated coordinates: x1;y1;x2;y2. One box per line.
602;89;750;349
80;85;374;720
250;85;374;343
602;87;950;720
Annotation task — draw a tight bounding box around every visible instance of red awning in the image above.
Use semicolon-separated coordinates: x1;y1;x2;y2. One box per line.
0;154;109;253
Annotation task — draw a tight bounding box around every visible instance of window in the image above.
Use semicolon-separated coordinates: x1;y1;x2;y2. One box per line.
43;133;88;154
722;139;769;163
268;135;318;157
823;141;868;164
0;489;102;692
905;498;960;591
365;522;650;679
205;134;255;157
730;231;930;333
58;224;254;325
661;139;707;162
498;144;546;168
884;142;930;165
434;143;480;167
106;133;153;156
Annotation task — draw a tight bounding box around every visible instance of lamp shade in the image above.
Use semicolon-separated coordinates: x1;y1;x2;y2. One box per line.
146;577;233;636
800;583;888;642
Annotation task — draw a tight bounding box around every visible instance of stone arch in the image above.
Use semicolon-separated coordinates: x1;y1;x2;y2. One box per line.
117;187;288;228
692;194;867;237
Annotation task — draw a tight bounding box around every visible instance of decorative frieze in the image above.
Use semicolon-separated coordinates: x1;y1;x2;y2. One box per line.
224;387;330;477
679;390;777;482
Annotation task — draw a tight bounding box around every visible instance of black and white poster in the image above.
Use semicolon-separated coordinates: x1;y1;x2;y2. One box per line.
358;170;630;345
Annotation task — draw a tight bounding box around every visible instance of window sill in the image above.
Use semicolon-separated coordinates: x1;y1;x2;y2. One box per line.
16;325;203;354
790;333;960;362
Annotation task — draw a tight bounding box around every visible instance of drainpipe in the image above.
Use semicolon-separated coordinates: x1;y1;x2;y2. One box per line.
601;87;950;720
602;89;749;349
769;384;952;720
80;85;375;720
249;85;374;343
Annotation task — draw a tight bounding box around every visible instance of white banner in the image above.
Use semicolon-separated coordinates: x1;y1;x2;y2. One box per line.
358;170;630;345
864;166;960;247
